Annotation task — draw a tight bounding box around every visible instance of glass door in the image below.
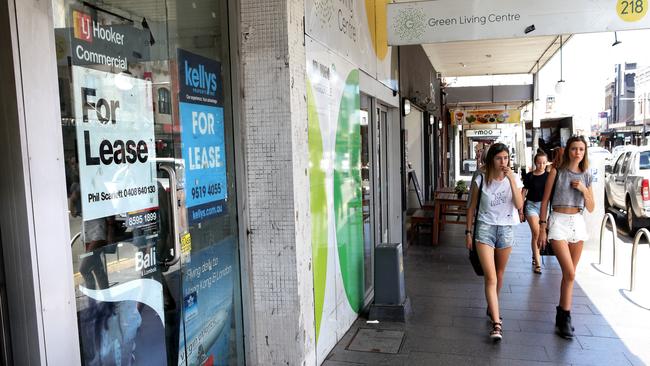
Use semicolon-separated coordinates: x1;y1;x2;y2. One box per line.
360;94;374;302
375;105;389;244
53;1;243;364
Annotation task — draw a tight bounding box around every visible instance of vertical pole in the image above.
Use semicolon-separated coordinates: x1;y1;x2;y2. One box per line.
641;93;648;145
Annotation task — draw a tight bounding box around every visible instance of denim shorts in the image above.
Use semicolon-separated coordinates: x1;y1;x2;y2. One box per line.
475;221;514;249
524;200;542;217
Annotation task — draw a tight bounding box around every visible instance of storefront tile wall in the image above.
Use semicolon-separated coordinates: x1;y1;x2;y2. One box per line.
240;0;316;365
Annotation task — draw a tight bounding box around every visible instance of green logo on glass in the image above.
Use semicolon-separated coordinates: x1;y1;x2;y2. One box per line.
393;7;426;41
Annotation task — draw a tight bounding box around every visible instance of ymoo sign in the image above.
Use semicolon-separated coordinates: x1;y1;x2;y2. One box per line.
466;129;502;137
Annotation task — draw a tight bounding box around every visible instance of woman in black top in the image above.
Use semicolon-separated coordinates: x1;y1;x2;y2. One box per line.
520;151;549;274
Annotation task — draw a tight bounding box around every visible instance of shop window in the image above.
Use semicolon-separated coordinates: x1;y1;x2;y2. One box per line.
158;87;171;114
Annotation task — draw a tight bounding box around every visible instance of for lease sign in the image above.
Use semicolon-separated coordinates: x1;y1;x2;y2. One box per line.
178;49;228;224
73;66;158;220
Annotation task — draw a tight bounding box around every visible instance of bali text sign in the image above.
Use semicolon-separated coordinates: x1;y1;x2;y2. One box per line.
73;66;158;220
388;0;650;45
178;49;228;224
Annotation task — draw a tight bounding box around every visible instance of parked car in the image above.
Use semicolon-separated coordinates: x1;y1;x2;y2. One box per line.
604;146;650;232
608;145;638;168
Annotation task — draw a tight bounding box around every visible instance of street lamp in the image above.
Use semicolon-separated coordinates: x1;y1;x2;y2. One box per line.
641;94;650;145
555;35;566;94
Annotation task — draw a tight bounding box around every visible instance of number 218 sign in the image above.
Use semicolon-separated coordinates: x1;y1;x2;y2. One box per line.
618;0;647;22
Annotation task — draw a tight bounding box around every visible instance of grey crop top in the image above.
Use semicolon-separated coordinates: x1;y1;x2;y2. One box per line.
551;168;592;209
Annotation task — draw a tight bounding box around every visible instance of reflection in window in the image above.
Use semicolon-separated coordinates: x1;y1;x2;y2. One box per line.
158;87;171;114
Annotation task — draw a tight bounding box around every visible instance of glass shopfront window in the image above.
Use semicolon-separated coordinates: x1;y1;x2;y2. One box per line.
52;0;243;364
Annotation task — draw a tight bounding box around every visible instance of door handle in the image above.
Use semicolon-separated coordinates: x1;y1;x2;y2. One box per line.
159;165;182;266
70;231;82;247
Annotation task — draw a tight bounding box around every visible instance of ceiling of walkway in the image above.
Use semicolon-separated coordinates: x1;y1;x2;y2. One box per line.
422;36;563;77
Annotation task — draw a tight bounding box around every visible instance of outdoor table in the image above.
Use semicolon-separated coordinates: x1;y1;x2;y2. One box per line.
432;191;468;245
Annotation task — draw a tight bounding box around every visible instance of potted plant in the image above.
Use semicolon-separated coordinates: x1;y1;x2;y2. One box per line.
454;180;468;198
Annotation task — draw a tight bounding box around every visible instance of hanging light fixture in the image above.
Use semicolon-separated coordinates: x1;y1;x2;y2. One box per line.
612;31;622;47
535;61;540;102
555;35;566;94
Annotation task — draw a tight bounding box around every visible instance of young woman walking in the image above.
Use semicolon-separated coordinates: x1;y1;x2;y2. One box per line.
538;136;594;339
521;151;549;274
466;143;524;341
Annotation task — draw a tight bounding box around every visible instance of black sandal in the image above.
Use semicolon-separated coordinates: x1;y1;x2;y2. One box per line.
490;321;503;341
534;265;542;274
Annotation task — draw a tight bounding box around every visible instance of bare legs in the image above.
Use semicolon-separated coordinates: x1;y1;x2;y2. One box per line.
477;242;512;322
527;215;541;270
552;240;584;310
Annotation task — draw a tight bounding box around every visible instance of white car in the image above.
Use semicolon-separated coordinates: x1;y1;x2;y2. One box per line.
604;146;650;232
609;145;638;167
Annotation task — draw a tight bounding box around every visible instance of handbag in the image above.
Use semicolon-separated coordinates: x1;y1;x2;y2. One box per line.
540;172;559;256
540;240;555;256
468;174;484;276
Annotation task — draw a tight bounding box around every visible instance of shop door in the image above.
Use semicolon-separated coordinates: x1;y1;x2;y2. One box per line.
360;95;375;302
375;105;390;244
53;1;243;365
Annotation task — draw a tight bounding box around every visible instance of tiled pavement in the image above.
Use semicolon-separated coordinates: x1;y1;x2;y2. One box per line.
324;221;650;366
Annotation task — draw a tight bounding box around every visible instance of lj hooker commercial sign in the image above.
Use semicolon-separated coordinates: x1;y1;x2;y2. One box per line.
69;8;150;69
73;66;158;220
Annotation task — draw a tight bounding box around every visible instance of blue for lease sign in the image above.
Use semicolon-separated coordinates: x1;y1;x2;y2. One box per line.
178;49;227;224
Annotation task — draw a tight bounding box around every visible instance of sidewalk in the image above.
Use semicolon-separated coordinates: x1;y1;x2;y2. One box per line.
324;221;650;366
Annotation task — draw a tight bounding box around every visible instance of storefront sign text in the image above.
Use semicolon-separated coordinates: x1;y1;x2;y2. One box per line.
388;0;650;45
178;49;228;224
465;129;502;137
69;8;150;69
73;66;158;220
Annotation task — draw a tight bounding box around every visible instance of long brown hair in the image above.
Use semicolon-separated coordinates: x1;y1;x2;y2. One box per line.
482;143;510;185
559;135;589;172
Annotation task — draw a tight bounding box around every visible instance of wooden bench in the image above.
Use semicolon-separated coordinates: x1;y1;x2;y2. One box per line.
408;209;434;241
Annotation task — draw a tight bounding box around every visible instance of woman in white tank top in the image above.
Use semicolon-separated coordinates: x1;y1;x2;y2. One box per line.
466;143;524;341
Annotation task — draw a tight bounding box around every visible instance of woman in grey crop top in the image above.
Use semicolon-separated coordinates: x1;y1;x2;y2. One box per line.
550;169;593;210
537;136;594;340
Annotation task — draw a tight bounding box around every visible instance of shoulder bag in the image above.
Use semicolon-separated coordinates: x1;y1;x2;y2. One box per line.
469;174;484;276
540;171;559;256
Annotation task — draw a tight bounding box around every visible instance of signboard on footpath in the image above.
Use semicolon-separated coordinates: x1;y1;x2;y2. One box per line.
72;66;158;220
178;49;228;224
388;0;650;45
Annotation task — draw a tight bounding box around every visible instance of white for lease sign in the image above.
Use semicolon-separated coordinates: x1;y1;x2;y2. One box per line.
388;0;650;45
73;66;158;220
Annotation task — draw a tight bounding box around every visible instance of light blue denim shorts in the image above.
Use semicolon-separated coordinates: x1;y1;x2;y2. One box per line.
524;200;542;217
475;221;514;249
